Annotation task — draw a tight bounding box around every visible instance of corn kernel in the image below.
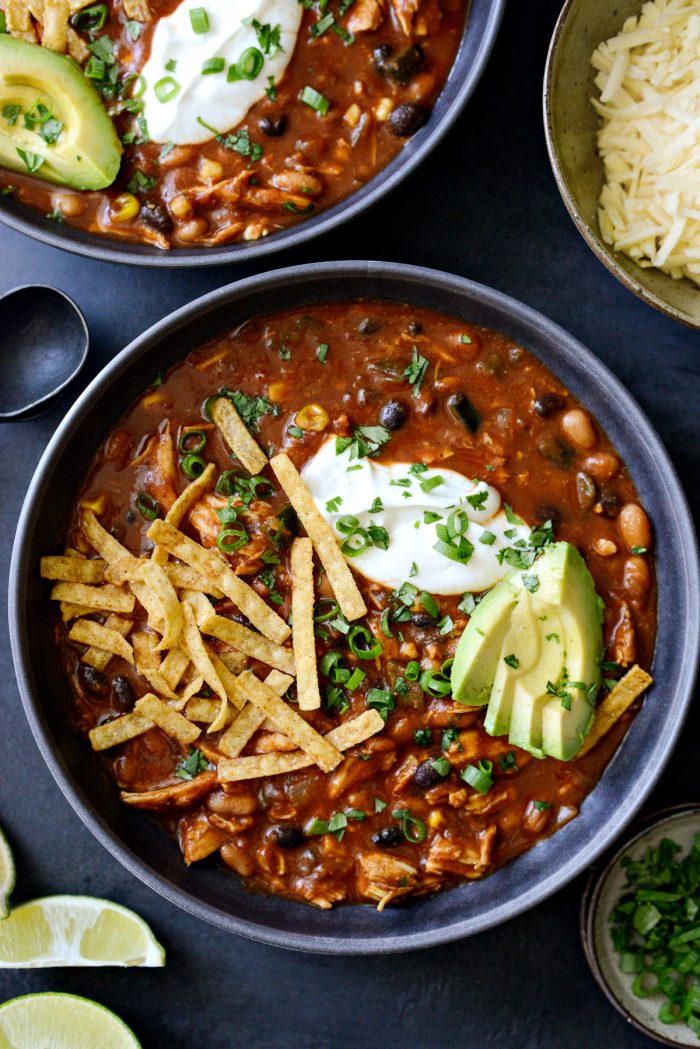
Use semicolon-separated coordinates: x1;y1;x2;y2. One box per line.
80;493;108;516
170;195;193;219
375;97;394;122
428;811;446;830
344;103;362;128
200;158;223;181
142;391;166;408
295;403;330;432
110;192;140;224
268;381;287;402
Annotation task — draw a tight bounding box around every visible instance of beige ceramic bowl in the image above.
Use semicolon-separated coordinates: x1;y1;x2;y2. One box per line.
543;0;700;330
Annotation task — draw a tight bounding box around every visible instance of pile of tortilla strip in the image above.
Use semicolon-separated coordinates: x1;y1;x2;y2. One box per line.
40;395;652;807
4;0;150;61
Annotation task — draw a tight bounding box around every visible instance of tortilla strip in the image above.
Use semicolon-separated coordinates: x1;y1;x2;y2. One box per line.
6;0;33;33
217;670;293;757
50;581;134;614
137;560;183;650
178;675;205;705
202;612;295;676
181;589;216;626
217;648;248;675
41;0;69;50
69;619;134;664
208;648;247;712
211;396;267;475
134;694;201;743
89;712;154;750
181;602;226;703
66;24;89;60
235;670;341;772
159;646;190;691
81;510;141;583
577;665;653;758
152;462;217;566
122;0;150;21
147;519;290;644
59;601;94;621
290;538;320;710
218;709;384;781
121;771;217;810
163;562;223;597
269;453;367;621
82;615;133;670
131;630;160;671
185;697;232;724
141;669;182;703
41;556;104;584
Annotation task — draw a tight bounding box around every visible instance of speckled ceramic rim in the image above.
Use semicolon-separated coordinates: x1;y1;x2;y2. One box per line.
580;804;700;1047
0;284;89;421
542;0;700;331
0;0;504;268
9;261;700;954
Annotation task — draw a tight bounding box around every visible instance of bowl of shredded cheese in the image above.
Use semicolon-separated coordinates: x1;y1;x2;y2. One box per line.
544;0;700;329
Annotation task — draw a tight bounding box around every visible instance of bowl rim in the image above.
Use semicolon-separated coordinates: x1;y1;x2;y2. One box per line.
542;0;700;332
0;0;505;269
580;803;700;1047
8;259;700;954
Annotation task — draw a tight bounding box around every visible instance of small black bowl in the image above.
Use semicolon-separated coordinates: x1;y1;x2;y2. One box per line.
0;0;504;268
8;261;700;954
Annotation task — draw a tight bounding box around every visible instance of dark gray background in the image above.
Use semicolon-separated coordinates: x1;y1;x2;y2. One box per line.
1;2;698;1046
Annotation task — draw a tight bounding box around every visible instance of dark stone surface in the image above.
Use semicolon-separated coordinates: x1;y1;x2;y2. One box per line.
0;1;698;1045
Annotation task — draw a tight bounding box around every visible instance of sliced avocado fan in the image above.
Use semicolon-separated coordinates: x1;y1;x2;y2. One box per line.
0;36;122;190
451;542;604;761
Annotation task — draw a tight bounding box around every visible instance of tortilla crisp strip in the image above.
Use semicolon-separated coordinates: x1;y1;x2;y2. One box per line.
208;648;247;712
69;619;134;664
211;396;267;476
122;0;150;21
6;0;32;33
163;562;223;598
290;538;320;710
181;602;227;703
577;665;653;758
147;518;290;644
41;0;69;50
50;581;134;614
82;615;133;671
41;556;105;584
152;462;217;566
60;601;94;622
217;670;293;758
134;694;201;744
89;711;153;751
178;675;205;705
236;670;341;772
131;630;161;671
185;697;228;724
218;709;384;781
217;647;248;675
269;453;367;621
137;559;183;650
66;25;89;61
159;645;190;691
81;510;141;583
203;612;295;677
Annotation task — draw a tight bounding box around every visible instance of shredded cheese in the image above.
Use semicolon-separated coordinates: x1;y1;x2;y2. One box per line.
592;0;700;285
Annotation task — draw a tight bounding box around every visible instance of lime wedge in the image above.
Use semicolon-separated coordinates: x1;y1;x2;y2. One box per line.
0;827;15;920
0;992;142;1049
0;896;165;968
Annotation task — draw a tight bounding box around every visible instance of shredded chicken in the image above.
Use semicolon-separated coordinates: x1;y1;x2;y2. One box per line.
425;826;497;878
120;770;217;809
612;601;636;666
348;0;385;33
328;740;396;799
179;813;223;864
357;852;419;902
131;421;178;510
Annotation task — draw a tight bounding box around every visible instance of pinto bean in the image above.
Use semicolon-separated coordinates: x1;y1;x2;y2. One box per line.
220;842;255;877
207;789;258;817
618;503;653;552
272;171;323;196
53;192;85;217
593;538;617;557
176;218;208;243
521;800;552;835
584;452;620;483
623;556;652;606
561;409;597;450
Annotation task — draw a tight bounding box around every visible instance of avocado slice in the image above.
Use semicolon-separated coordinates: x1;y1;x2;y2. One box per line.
506;608;566;757
0;36;121;190
451;578;520;706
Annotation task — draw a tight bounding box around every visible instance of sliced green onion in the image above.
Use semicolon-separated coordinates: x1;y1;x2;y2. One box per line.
181;453;207;479
154;76;180;102
216;527;248;553
419;591;438;619
366;688;395;721
340;529;370;557
178;429;207;454
72;3;108;31
348;625;382;660
345;667;365;690
419;669;451;696
135;492;160;520
420;475;443;493
189;6;209;32
461;760;494;794
405;660;420;681
392;808;426;844
215;469;238;496
379;609;393;638
202;56;225;74
300;85;329;115
236;46;264;80
314;598;339;623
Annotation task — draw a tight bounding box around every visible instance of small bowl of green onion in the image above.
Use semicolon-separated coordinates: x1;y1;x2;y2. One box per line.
582;805;700;1046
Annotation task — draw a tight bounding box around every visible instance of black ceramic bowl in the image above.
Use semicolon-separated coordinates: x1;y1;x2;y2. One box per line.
0;0;504;268
9;262;700;954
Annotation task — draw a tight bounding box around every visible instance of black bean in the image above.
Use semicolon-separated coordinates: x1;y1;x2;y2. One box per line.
533;392;565;417
537;434;575;470
388;103;429;138
447;392;481;434
111;676;136;712
358;317;379;335
413;759;443;790
374;44;424;85
599;488;622;519
576;471;597;513
125;509;137;524
140;201;173;235
411;611;435;628
534;504;562;528
259;114;288;137
77;663;110;696
379;400;408;431
372;826;404;848
272;825;304;849
477;352;504;377
406;321;422;335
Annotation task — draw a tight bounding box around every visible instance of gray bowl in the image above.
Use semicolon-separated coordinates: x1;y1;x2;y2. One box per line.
544;0;700;329
0;0;504;268
8;261;700;954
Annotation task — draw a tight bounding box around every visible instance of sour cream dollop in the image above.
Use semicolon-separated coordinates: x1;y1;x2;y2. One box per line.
141;0;302;145
302;438;531;596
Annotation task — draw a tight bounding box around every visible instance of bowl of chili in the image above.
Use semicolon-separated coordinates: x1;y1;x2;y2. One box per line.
9;261;699;953
0;0;504;266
